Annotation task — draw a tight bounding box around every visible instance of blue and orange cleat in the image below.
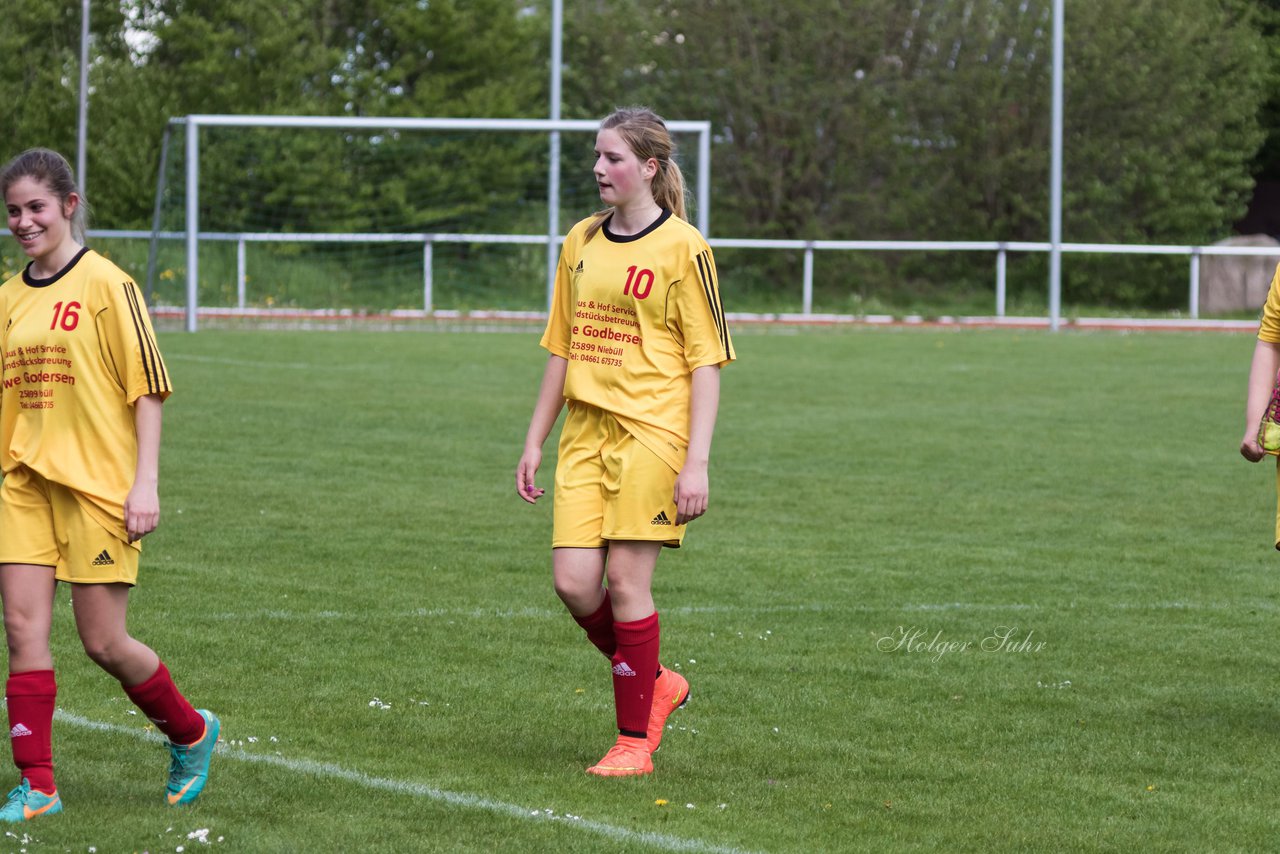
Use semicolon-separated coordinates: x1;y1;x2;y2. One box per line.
0;779;61;822
166;709;220;806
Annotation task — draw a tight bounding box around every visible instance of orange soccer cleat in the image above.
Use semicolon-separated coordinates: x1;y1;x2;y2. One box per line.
646;667;690;753
586;735;653;777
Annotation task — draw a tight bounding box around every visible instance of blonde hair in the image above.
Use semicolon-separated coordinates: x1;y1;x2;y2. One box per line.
585;107;688;241
1;148;90;245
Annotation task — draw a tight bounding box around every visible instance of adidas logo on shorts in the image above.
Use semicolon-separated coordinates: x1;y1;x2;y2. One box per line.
651;511;672;526
612;661;637;677
91;549;115;566
9;724;31;738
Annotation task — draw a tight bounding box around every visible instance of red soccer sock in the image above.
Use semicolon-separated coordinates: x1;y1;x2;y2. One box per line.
122;662;205;745
572;590;617;658
611;612;660;736
6;670;56;793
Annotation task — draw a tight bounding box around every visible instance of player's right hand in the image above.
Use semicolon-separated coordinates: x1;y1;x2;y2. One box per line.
516;449;546;503
1241;434;1267;462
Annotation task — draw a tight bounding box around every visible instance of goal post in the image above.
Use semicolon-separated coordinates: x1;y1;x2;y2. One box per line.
161;115;712;331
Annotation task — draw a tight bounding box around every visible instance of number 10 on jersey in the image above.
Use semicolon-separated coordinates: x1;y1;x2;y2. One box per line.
623;266;654;300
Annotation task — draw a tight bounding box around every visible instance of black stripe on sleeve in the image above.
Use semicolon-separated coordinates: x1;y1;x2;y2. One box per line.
122;281;169;394
131;282;169;391
695;251;730;357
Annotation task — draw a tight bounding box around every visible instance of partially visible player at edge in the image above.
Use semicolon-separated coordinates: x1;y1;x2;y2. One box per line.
0;149;219;821
1240;264;1280;546
516;108;734;776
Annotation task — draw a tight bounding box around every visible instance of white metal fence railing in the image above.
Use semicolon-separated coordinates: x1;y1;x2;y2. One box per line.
709;239;1280;319
91;228;1280;324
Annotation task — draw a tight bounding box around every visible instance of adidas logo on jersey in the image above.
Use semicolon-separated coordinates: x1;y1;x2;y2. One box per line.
91;549;115;566
574;260;584;274
9;724;32;738
612;661;637;677
651;511;672;526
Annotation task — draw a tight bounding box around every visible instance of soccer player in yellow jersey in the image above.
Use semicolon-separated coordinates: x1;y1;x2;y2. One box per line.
0;149;218;820
517;108;735;776
1241;263;1280;545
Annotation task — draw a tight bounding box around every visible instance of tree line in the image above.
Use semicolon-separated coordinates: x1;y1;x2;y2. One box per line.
1;0;1273;308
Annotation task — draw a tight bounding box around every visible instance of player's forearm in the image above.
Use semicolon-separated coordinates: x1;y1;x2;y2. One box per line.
685;365;721;467
133;394;164;486
1245;340;1280;434
525;354;568;451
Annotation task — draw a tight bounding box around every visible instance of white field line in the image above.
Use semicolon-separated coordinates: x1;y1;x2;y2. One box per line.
54;710;762;854
201;599;1271;622
201;605;829;622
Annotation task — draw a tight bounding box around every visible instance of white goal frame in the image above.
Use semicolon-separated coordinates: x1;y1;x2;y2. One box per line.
170;115;713;331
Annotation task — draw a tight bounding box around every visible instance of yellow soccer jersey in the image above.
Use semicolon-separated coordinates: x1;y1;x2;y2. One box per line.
541;210;735;471
0;248;171;532
1260;263;1280;343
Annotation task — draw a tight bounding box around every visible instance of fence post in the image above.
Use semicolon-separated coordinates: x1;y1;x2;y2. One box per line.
1188;248;1200;320
184;118;199;332
803;243;814;315
236;237;246;309
423;238;434;314
996;245;1007;317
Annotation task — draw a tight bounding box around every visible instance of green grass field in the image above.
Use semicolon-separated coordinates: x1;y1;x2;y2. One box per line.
12;326;1280;852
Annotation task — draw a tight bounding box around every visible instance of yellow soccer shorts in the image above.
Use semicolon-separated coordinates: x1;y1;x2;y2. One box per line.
553;401;686;548
0;466;140;585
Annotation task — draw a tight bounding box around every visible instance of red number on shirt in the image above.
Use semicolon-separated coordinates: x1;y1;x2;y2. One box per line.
623;266;655;300
50;301;81;331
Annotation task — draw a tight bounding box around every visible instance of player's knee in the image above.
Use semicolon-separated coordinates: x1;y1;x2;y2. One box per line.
80;635;129;672
552;578;587;608
603;565;642;597
553;576;596;612
3;614;48;659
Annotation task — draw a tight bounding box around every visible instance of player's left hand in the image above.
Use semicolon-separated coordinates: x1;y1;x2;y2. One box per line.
673;463;709;526
124;483;160;542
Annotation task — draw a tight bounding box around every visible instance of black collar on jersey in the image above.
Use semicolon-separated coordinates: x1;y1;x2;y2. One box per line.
603;208;672;243
23;247;91;289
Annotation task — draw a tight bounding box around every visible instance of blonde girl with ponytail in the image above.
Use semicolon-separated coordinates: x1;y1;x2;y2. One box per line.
517;108;735;777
